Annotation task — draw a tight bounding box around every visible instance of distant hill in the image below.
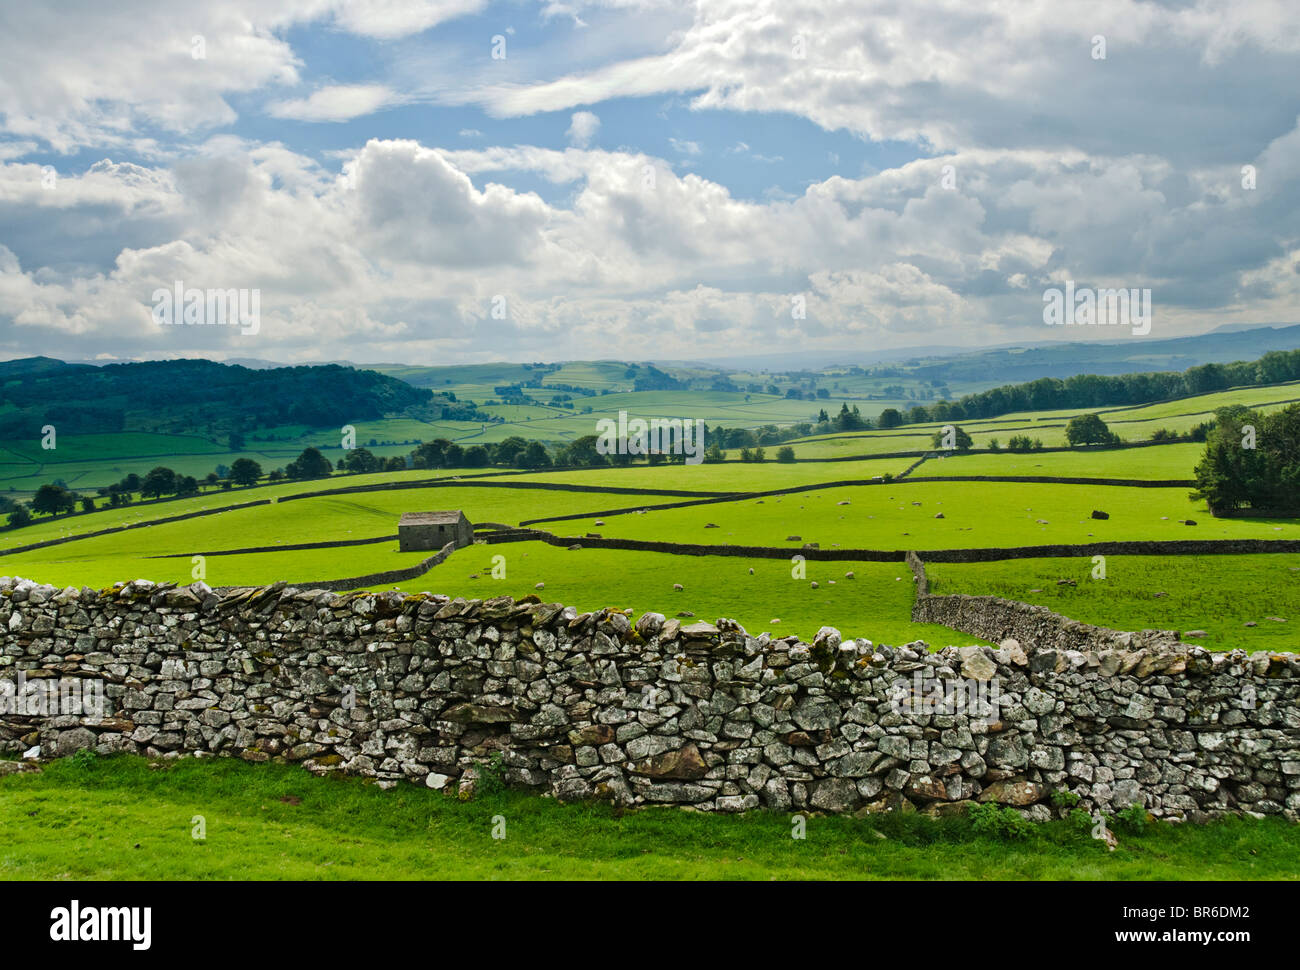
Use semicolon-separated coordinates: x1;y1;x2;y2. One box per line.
0;356;84;378
48;323;1299;391
665;323;1300;378
900;324;1300;385
0;358;479;439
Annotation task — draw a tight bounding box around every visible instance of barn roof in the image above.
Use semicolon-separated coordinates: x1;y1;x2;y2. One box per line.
399;510;466;526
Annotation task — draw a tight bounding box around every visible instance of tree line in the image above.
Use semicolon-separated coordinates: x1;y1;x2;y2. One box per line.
1192;403;1300;514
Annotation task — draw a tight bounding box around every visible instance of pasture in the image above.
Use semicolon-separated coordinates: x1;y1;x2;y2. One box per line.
540;481;1292;549
2;754;1300;878
0;381;1296;652
390;542;967;647
928;555;1300;653
4;755;1297;880
2;383;1298;889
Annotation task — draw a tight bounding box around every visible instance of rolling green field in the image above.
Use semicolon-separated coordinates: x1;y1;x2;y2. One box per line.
780;432;938;458
929;555;1300;652
3;755;1296;880
917;445;1204;479
0;382;1296;653
382;542;970;646
782;382;1300;459
504;456;908;490
2;375;1299;886
0;467;513;549
7;374;1298;502
542;481;1297;549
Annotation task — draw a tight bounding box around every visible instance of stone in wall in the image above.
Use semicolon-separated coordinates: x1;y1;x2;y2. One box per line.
0;576;1296;823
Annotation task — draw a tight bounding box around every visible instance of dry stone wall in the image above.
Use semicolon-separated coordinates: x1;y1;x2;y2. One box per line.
907;552;1184;653
2;576;1297;822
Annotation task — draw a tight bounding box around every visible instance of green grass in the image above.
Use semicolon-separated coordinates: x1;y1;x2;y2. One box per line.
929;555;1300;652
976;381;1300;426
1;436;1295;653
2;755;1295;880
507;456;909;490
782;432;937;458
918;444;1203;480
379;541;972;646
0;467;519;548
1;544;434;590
783;382;1300;459
5;379;1297;499
0;486;679;588
0;431;228;464
0;424;488;497
543;481;1299;550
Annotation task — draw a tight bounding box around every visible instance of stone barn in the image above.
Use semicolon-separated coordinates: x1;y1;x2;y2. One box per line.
398;510;473;552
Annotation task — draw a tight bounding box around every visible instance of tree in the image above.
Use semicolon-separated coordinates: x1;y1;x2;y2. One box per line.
285;447;332;479
32;483;76;516
8;505;31;529
776;446;796;463
1065;413;1113;447
494;436;529;466
931;425;973;452
80;496;95;513
463;445;489;467
141;466;177;498
229;458;263;486
338;448;379;474
520;442;551;469
1192;403;1300;514
835;403;867;432
411;439;450;469
176;475;200;496
878;408;903;429
560;435;608;467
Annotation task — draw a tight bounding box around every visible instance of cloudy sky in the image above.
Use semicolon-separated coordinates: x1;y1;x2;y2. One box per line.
0;0;1297;365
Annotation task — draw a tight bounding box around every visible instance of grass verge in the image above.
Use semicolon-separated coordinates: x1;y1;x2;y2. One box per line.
2;754;1296;880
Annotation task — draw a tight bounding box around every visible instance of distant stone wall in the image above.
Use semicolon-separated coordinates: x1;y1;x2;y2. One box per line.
2;577;1297;822
471;529;1300;564
283;541;457;592
0;499;272;555
907;552;1183;652
903;474;1195;487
